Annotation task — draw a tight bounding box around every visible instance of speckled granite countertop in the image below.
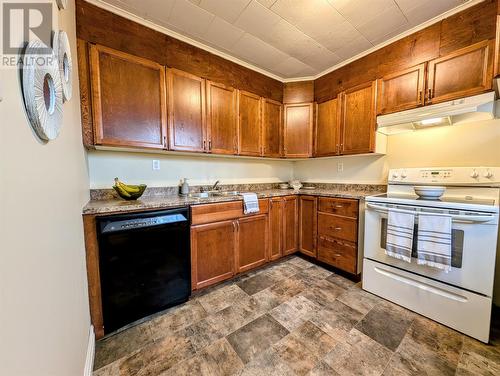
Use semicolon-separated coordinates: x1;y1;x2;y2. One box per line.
83;186;386;216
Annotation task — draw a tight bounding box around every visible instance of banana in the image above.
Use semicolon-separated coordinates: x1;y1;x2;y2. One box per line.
115;178;141;193
114;184;132;198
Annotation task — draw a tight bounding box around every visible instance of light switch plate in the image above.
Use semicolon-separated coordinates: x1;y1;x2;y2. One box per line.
152;160;160;170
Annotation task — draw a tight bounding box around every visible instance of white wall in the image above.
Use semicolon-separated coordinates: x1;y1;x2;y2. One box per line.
0;1;91;375
295;119;500;183
88;150;294;188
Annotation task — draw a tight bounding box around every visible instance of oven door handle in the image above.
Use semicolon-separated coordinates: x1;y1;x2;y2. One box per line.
366;203;496;223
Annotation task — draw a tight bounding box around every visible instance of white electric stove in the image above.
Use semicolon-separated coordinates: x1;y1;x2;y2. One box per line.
363;167;500;343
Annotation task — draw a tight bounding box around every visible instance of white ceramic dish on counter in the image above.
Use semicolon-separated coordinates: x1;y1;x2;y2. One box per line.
414;186;446;199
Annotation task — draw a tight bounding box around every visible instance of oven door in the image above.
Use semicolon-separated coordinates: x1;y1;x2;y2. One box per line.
364;200;499;297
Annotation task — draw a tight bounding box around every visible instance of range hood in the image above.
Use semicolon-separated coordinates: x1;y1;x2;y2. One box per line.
377;92;498;135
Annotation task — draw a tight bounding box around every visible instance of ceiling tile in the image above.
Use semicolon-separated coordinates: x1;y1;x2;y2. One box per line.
198;0;251;23
256;0;278;8
358;5;408;44
167;0;215;37
334;34;373;60
403;0;465;26
201;17;245;50
305;48;342;70
270;57;315;77
234;0;281;38
329;0;395;27
317;21;361;52
114;0;176;21
270;0;344;42
230;33;289;69
261;19;321;61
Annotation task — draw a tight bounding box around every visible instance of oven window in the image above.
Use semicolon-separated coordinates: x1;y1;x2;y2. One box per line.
380;218;464;268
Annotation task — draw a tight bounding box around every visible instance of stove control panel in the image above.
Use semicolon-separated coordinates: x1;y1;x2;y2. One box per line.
388;167;500;186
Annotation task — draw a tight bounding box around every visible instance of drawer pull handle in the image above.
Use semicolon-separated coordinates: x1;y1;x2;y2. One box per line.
334;205;343;208
333;227;342;231
335;253;342;257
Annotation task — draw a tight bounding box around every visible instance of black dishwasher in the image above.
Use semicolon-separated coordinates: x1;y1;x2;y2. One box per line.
97;207;190;333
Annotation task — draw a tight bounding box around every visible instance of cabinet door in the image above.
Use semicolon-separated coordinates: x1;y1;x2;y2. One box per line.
315;98;340;157
90;44;167;149
282;196;298;255
299;196;317;258
206;81;237;155
238;90;262;156
262;98;282;158
269;198;283;261
191;220;236;290
377;64;426;115
283;103;313;158
340;81;376;155
236;215;268;273
427;40;493;104
167;68;206;152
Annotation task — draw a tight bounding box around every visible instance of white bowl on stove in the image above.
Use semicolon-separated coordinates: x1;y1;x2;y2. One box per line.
414;186;446;199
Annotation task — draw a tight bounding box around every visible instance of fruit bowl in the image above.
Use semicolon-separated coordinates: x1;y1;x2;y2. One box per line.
113;178;147;200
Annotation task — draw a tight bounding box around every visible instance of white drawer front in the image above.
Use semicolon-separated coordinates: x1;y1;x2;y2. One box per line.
362;259;492;343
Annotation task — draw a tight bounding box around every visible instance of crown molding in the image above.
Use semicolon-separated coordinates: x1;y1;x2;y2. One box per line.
85;0;485;83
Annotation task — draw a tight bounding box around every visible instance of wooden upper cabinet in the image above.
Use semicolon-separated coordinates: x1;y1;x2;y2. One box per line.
238;91;262;156
315;98;340;157
283;196;298;255
341;81;376;155
89;44;167;149
283;103;313;158
262;98;282;158
377;64;426;115
236;215;268;273
191;220;235;290
299;196;317;258
167;68;206;152
206;81;237;155
427;40;493;104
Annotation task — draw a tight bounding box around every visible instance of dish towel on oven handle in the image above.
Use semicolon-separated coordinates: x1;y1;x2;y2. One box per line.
417;214;452;272
241;193;259;214
386;210;415;263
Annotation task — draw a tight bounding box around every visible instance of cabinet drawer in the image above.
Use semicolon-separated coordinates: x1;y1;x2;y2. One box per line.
317;213;357;242
317;236;357;274
191;199;269;225
318;197;358;218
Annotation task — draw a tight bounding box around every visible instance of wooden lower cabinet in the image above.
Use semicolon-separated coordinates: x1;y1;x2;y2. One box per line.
269;197;283;261
317;236;357;274
191;220;236;290
269;196;299;259
236;214;268;273
283;196;299;255
316;197;360;274
299;196;317;257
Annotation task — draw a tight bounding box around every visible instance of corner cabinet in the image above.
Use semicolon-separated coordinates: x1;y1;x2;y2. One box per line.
89;44;167;149
206;81;238;155
283;103;313;158
341;81;377;155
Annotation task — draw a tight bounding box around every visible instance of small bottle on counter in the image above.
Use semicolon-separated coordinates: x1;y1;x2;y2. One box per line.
180;178;189;195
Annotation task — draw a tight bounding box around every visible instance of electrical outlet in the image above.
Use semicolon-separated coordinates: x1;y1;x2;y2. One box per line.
152;160;160;170
337;162;343;173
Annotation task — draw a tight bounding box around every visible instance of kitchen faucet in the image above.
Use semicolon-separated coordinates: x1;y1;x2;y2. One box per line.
212;180;220;190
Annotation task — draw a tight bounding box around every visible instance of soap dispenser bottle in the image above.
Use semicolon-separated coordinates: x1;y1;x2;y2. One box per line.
180;178;189;195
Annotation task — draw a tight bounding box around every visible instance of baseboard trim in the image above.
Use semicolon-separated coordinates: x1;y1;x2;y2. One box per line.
84;325;95;376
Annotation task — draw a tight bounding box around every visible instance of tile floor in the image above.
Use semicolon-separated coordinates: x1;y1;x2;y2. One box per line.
93;256;500;376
